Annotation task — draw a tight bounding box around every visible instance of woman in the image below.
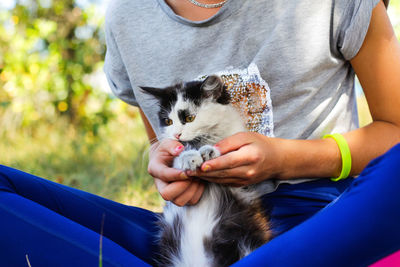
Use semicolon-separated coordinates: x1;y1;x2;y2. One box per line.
1;0;399;266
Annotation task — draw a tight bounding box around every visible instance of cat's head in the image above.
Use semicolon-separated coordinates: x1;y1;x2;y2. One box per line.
140;75;231;147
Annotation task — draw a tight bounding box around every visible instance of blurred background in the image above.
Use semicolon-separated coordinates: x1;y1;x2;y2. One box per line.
0;0;399;212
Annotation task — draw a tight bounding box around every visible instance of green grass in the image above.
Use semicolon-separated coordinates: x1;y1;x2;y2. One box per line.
0;106;163;212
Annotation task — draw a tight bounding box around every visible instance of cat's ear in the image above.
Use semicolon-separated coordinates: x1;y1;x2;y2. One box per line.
139;86;166;100
201;75;224;98
201;75;230;104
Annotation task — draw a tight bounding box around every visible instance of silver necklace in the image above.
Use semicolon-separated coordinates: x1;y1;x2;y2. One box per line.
187;0;228;8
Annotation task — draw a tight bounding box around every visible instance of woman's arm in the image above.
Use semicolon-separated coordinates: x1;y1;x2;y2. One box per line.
191;1;400;185
347;0;400;173
139;108;205;206
139;108;158;145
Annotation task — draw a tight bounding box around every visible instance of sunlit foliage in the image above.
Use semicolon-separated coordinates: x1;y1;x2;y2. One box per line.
0;0;111;134
0;0;163;210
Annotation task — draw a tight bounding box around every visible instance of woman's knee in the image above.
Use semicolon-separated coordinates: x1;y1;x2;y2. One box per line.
0;165;18;193
350;143;400;212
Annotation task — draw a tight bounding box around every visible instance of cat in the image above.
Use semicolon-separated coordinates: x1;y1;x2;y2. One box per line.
141;75;274;267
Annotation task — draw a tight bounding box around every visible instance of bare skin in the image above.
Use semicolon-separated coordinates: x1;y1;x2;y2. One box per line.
165;0;222;21
142;1;400;206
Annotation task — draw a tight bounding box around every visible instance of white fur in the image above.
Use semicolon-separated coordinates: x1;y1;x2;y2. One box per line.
165;185;222;267
198;145;221;161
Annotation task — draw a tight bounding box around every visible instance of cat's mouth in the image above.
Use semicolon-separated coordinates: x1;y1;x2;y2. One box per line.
181;134;214;149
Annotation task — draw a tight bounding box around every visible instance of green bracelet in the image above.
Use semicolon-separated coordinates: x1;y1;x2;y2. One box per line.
323;133;352;181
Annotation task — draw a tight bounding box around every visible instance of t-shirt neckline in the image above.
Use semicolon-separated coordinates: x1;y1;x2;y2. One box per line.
156;0;244;27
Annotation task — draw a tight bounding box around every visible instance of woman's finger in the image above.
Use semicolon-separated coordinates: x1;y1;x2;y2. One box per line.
158;138;185;157
188;181;205;205
196;164;259;181
214;132;253;155
198;147;254;174
148;139;188;182
157;179;192;201
172;180;200;207
149;162;188;182
197;165;267;186
153;177;168;193
198;176;246;185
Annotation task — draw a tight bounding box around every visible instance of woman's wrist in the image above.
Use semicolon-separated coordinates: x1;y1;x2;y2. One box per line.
149;140;160;158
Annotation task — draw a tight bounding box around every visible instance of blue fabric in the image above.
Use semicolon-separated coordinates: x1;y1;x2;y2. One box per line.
1;143;400;266
234;143;400;267
262;177;354;237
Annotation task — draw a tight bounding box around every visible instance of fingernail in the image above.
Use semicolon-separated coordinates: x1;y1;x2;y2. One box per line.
213;145;220;152
186;170;194;176
175;146;184;153
202;164;211;172
180;172;188;179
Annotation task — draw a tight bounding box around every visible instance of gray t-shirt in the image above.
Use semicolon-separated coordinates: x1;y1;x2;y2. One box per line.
104;0;379;183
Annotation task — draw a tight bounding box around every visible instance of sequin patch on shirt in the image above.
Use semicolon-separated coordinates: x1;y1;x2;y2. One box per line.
199;63;274;137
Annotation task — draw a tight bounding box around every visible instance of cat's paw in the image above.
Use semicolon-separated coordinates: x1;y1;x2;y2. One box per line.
174;150;204;171
199;145;221;161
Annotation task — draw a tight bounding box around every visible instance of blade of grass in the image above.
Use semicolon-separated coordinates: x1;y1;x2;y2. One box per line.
99;213;105;267
26;254;32;267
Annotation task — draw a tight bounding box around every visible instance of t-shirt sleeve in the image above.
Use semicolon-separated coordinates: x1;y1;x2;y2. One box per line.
332;0;380;60
103;8;138;106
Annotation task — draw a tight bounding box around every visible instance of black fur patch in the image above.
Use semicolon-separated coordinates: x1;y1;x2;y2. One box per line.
181;81;204;106
178;79;231;107
155;211;183;266
177;109;191;125
216;87;231;105
203;185;271;267
200;75;231;105
140;85;178;127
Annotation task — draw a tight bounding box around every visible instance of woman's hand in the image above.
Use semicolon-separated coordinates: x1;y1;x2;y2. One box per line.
148;139;205;206
187;132;285;186
153;178;205;206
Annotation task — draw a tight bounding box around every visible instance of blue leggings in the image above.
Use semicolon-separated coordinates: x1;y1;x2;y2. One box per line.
1;144;400;267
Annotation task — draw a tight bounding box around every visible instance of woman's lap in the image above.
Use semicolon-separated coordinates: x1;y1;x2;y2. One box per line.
262;176;354;237
1;143;399;266
0;166;157;266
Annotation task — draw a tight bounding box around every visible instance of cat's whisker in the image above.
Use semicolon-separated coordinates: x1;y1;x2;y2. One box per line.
159;106;169;113
200;135;217;145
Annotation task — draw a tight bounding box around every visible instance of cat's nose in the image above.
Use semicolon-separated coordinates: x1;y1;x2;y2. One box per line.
174;133;181;140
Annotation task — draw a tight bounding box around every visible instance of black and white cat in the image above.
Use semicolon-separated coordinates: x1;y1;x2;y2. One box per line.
141;75;273;267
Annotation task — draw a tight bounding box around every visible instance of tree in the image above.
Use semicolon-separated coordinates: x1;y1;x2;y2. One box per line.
0;0;112;134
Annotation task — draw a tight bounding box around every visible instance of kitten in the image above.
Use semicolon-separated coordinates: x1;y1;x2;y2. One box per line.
141;75;273;267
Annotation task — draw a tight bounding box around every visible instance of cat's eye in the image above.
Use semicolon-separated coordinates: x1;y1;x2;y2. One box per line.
164;118;173;126
185;115;196;123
